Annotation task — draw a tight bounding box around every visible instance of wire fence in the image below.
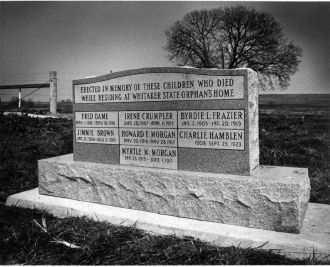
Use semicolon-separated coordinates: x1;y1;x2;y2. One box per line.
0;81;50;112
0;74;70;114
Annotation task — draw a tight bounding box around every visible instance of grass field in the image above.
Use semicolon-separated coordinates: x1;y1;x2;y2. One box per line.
259;94;330;109
3;205;325;265
259;108;330;204
0;98;329;264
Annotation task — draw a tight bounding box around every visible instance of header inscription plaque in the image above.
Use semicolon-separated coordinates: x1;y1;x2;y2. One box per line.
73;67;259;175
75;73;244;103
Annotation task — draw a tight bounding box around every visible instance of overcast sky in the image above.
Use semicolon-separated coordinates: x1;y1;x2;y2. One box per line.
1;1;329;101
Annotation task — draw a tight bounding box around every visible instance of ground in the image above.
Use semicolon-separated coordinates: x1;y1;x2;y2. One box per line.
259;109;330;204
0;106;329;264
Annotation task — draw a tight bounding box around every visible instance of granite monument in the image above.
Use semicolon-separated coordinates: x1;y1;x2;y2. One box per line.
38;67;310;233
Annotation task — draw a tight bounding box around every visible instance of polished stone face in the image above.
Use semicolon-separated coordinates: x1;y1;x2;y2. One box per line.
72;67;259;175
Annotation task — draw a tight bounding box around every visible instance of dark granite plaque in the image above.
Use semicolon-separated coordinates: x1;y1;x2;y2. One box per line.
73;67;259;175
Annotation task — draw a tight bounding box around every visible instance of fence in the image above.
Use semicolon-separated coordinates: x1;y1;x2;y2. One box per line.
0;71;57;114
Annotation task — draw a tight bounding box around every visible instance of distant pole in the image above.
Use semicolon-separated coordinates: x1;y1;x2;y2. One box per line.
49;71;57;114
18;88;22;109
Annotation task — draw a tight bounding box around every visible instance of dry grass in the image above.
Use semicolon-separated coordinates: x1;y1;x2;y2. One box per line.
0;110;329;264
1;205;329;265
259;109;330;204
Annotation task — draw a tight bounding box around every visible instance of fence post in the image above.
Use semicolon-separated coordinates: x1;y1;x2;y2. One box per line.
18;88;22;109
49;71;57;114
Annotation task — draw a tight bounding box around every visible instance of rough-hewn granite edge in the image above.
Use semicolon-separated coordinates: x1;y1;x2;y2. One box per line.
299;171;311;228
247;69;259;174
38;154;310;233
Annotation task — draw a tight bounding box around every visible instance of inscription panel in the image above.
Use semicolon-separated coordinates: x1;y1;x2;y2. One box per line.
119;128;177;147
75;111;118;127
178;110;244;129
75;73;244;103
119;111;177;128
120;145;178;169
76;128;119;144
178;129;244;150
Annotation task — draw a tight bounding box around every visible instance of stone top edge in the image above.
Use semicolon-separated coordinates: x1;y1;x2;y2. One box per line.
73;67;256;85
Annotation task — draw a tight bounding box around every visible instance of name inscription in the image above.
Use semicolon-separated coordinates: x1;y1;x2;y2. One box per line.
76;128;119;144
119;111;177;128
75;112;118;127
120;146;177;169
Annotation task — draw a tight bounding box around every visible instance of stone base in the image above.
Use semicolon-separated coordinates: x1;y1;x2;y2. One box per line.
6;189;329;260
38;154;310;233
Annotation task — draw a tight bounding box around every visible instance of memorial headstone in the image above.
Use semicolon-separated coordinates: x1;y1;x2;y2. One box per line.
73;67;258;175
38;67;310;233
